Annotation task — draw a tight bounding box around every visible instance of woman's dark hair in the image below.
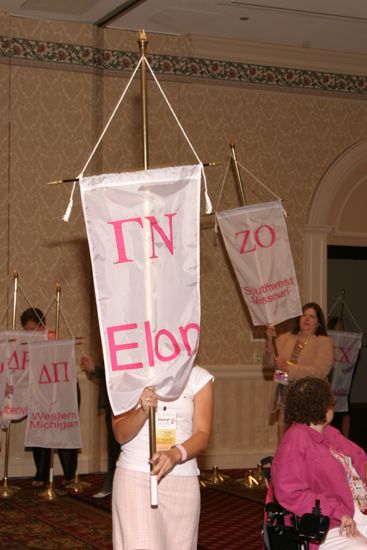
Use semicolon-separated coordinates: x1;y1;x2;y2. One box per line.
291;302;327;336
20;308;46;328
284;377;335;426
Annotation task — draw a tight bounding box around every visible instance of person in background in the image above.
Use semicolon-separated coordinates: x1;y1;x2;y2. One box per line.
112;365;214;550
80;355;120;498
264;302;334;434
272;377;367;549
21;307;79;486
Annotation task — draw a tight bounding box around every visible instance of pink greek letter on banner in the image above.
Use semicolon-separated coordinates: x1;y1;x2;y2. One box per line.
216;200;302;326
80;165;201;415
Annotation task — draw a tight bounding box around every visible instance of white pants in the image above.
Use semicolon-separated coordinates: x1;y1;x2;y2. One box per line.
112;467;200;550
320;504;367;549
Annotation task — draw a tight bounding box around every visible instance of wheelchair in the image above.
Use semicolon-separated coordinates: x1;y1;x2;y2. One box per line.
261;457;329;550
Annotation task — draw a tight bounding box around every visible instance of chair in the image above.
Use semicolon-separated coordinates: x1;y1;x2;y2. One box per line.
263;498;310;550
261;457;329;550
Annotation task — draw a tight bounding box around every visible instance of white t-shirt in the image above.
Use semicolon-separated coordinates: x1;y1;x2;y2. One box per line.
116;366;214;477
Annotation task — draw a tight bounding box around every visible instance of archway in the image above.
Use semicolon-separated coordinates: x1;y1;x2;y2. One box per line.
304;139;367;311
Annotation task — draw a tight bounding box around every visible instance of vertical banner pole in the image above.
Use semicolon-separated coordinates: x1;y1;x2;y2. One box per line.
137;30;157;507
139;30;149;170
230;142;247;206
0;271;20;498
11;271;18;330
39;283;66;500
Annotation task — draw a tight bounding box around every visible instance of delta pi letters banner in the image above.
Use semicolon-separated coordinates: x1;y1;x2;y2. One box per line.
80;165;201;415
329;330;362;412
2;330;47;422
25;339;81;449
216;201;302;326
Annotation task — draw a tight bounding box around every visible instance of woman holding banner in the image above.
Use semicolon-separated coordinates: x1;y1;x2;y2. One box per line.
264;302;334;431
111;365;214;550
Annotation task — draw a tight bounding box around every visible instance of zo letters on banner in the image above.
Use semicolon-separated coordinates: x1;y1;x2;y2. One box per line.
216;200;302;326
80;165;201;415
2;330;47;422
25;339;81;449
329;330;362;412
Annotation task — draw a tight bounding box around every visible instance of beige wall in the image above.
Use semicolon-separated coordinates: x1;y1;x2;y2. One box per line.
1;13;367;475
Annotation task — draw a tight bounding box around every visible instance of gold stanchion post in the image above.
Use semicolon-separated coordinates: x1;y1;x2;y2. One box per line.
0;271;20;498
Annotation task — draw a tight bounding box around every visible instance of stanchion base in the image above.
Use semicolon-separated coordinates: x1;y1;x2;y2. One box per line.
201;466;230;487
0;481;20;498
38;485;67;500
64;477;91;494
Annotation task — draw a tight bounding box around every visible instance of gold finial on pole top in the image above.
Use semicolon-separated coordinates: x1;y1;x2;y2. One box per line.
137;29;149;170
230;142;247;206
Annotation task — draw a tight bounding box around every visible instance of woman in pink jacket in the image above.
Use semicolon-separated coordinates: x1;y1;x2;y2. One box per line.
272;377;367;549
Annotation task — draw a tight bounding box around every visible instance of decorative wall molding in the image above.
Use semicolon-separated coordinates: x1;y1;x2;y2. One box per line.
186;34;367;77
1;35;366;96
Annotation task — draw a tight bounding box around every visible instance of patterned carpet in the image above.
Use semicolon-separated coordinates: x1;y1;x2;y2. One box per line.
0;472;265;550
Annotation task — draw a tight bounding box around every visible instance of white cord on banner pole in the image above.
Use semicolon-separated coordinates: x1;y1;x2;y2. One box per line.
327;296;363;333
63;57;144;222
235;159;286;217
327;296;341;318
343;301;363;333
144;58;212;214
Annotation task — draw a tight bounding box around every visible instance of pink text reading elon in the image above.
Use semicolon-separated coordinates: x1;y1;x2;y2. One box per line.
107;320;200;371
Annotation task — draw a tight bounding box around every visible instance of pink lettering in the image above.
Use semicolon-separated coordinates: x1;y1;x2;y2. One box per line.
107;324;143;371
334;347;350;363
52;361;70;382
179;323;200;355
155;329;180;362
39;365;52;384
255;224;276;248
38;362;70;383
107;319;200;371
108;218;143;263
8;350;29;371
236;224;276;254
146;214;176;259
236;229;256;254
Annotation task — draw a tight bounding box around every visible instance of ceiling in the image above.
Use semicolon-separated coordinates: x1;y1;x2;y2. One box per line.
1;0;367;55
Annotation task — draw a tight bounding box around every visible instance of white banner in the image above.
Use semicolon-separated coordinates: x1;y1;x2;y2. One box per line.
216;201;302;326
2;330;47;421
80;165;201;415
329;330;362;412
25;339;81;449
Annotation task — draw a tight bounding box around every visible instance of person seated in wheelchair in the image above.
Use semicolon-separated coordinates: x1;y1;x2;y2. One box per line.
271;377;367;549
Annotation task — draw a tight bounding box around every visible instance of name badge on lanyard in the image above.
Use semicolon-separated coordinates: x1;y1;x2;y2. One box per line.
156;411;177;451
